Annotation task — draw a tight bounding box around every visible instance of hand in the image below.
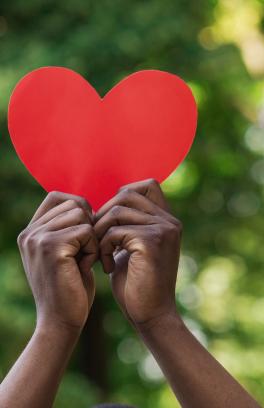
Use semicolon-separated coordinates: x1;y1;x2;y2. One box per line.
95;179;182;328
17;192;98;334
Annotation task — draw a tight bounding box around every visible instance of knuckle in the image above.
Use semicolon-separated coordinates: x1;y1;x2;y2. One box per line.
17;229;28;247
26;234;37;248
118;188;135;205
147;178;159;187
141;225;162;247
67;199;78;208
149;226;163;245
18;228;55;256
165;223;182;240
118;185;130;193
48;191;60;201
148;223;180;245
108;226;115;235
119;187;132;197
110;205;122;217
73;207;85;219
146;178;160;191
20;231;38;254
37;233;53;252
17;229;39;253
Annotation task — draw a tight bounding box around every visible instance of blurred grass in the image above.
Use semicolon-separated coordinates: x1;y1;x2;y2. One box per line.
0;0;264;406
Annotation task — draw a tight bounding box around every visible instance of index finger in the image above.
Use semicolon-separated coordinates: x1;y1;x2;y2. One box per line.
95;189;178;226
29;191;92;225
119;178;170;211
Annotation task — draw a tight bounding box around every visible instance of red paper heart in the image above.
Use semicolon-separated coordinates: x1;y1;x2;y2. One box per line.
8;67;197;209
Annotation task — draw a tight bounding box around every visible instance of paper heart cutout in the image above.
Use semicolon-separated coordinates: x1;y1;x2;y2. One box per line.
8;67;197;209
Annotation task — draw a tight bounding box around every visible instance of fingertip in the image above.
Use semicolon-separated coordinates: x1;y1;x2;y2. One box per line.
101;255;115;274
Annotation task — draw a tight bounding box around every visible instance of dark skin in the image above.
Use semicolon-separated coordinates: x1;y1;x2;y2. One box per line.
95;180;181;326
0;180;261;408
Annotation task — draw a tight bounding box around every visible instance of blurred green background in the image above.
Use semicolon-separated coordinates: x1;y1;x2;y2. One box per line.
0;0;264;407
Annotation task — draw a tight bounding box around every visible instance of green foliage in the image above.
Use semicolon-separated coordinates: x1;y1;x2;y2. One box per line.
0;0;264;406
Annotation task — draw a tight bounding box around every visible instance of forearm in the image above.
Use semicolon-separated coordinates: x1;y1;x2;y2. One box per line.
0;323;79;408
137;312;260;408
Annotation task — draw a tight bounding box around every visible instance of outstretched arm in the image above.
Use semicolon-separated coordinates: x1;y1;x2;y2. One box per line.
0;192;98;408
95;179;260;408
138;312;259;408
0;323;80;408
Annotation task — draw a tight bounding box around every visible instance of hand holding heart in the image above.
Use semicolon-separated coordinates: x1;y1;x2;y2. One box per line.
18;179;182;333
17;191;98;333
94;178;181;327
12;67;190;330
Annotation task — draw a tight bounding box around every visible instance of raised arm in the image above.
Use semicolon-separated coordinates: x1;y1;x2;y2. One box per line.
95;179;260;408
0;192;98;408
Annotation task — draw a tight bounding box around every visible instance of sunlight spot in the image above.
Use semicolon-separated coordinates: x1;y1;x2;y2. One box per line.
138;353;164;382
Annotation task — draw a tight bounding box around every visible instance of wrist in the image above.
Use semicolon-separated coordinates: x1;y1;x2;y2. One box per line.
134;309;183;335
35;319;82;343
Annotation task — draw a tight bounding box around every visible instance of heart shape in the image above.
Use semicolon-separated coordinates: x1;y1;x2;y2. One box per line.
8;67;197;209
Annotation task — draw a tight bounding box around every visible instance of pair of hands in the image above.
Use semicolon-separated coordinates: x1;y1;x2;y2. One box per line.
17;179;182;336
14;179;261;408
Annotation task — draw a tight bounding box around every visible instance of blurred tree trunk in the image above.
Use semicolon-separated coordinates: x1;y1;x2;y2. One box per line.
77;296;108;395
